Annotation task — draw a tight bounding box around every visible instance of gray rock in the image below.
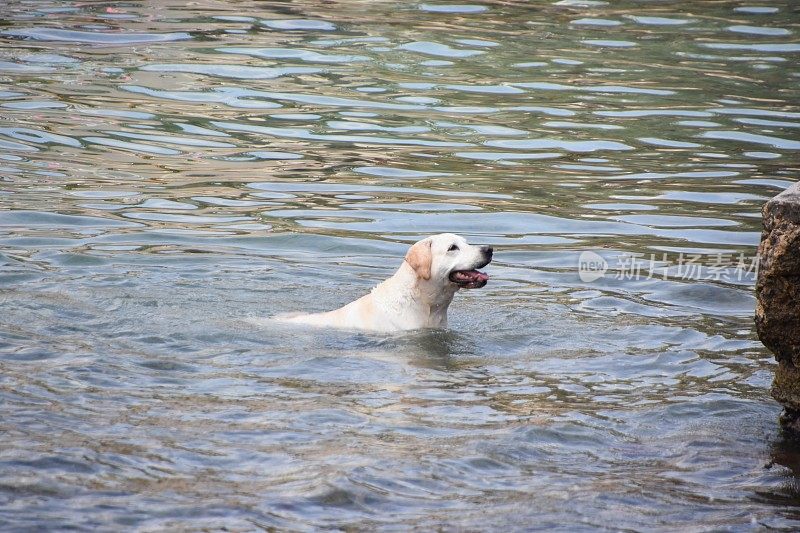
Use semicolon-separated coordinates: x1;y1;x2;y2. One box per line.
755;181;800;429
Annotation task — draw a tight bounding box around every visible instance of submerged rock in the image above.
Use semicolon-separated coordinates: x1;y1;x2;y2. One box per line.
755;181;800;430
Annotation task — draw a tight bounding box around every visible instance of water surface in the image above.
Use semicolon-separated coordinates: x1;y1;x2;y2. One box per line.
1;0;799;529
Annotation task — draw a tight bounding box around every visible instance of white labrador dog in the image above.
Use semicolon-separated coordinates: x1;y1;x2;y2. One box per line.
278;233;493;332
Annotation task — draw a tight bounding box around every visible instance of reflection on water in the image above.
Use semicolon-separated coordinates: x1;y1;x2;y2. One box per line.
1;0;798;529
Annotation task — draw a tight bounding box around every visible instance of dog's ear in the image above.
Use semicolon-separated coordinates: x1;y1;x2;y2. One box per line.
405;239;432;280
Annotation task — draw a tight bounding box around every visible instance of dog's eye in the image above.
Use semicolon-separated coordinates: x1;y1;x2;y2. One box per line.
448;244;459;252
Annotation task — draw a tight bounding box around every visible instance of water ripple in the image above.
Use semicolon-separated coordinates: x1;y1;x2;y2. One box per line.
485;138;634;152
261;19;337;31
399;41;485;58
141;63;323;80
219;47;370;63
211;121;471;147
2;27;192;43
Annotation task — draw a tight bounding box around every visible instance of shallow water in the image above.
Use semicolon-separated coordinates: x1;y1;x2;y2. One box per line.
1;0;799;529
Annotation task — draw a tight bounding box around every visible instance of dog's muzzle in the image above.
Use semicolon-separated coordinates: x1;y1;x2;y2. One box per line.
449;246;493;289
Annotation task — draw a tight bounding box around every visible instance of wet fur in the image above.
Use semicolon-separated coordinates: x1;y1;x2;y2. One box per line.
276;233;492;332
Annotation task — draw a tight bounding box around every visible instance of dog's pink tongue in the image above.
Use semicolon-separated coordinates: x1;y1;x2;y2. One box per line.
460;270;488;282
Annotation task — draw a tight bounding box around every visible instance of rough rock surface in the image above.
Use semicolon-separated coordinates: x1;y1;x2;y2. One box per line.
755;181;800;430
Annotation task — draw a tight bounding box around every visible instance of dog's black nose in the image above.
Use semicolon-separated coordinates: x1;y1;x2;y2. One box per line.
482;246;493;256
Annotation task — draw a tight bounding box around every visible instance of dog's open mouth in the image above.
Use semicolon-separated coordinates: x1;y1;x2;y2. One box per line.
449;270;489;289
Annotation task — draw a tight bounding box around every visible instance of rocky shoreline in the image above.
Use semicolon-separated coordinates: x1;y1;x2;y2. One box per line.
755;181;800;430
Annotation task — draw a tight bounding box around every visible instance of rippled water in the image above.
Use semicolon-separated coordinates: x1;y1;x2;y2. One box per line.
1;0;799;529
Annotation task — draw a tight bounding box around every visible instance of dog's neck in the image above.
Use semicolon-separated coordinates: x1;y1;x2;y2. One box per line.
379;261;457;326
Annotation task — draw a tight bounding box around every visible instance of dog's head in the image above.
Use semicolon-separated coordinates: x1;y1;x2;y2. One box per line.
404;233;493;289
